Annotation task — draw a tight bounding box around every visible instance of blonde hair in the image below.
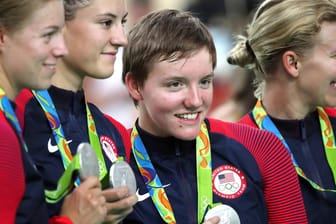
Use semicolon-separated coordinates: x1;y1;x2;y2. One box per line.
63;0;91;20
0;0;56;33
227;0;336;98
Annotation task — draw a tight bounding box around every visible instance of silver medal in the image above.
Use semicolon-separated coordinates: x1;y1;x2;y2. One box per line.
109;160;137;194
204;204;240;224
77;142;100;179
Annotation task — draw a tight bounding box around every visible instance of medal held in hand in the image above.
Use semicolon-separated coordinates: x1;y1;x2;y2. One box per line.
204;204;240;224
109;160;137;194
77;142;100;179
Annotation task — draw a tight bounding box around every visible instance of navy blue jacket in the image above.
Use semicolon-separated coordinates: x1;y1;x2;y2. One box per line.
16;86;130;218
124;118;308;224
240;108;336;224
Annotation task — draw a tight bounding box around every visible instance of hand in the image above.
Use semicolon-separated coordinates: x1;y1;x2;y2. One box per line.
203;216;220;224
102;186;138;224
60;176;107;224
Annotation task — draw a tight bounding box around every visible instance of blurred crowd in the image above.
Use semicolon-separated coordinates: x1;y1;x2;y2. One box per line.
84;0;261;128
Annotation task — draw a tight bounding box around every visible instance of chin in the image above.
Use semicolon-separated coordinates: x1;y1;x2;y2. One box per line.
92;71;113;79
32;82;52;91
175;131;200;141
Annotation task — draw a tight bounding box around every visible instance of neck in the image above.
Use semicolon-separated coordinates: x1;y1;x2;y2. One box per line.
53;59;84;92
262;81;315;120
0;71;17;101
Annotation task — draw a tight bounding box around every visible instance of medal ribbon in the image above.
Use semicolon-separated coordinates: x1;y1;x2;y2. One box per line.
252;100;336;192
131;122;213;224
196;122;213;223
33;90;109;202
44;153;81;202
0;88;28;152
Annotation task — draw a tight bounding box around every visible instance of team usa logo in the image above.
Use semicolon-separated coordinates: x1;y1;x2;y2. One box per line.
100;135;118;162
212;165;246;199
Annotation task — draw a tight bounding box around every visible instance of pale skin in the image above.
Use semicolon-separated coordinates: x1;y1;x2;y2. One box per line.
102;186;136;223
0;0;108;223
262;21;336;120
51;0;137;222
60;176;107;224
0;0;67;100
126;48;214;141
53;0;128;91
126;48;220;223
0;0;106;222
203;216;220;224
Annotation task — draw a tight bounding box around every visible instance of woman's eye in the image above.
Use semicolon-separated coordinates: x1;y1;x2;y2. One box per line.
101;20;112;28
200;78;213;88
122;18;127;26
42;31;55;42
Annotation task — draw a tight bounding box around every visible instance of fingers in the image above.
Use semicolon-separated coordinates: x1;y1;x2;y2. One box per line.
203;216;220;224
79;176;102;189
60;176;107;224
103;186;132;202
104;187;138;212
102;186;138;223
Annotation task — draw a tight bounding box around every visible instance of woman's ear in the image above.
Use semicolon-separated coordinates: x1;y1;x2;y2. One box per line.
125;72;143;101
282;51;301;78
0;25;6;50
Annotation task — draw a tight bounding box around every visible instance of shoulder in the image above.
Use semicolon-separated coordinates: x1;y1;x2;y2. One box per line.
324;107;336;118
88;103;131;161
103;113;131;161
88;103;128;133
103;113;129;133
207;117;287;160
15;89;36;128
0;113;21;148
208;117;275;142
238;112;257;127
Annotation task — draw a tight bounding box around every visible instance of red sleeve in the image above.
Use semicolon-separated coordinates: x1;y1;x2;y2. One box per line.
49;216;73;224
15;88;34;129
103;114;131;163
324;107;336;118
209;118;308;223
0;113;25;224
238;113;258;128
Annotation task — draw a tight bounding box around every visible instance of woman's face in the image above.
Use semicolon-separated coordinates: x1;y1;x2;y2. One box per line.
131;48;214;140
297;21;336;108
0;0;67;98
62;0;128;79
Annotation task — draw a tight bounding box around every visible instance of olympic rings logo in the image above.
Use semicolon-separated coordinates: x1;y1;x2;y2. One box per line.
218;182;239;192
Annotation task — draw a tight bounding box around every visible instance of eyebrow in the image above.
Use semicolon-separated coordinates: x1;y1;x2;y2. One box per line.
44;25;62;32
96;11;128;20
206;72;215;78
123;12;129;20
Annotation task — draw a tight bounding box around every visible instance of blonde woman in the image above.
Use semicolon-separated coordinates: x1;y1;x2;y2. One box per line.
16;0;137;223
228;0;336;223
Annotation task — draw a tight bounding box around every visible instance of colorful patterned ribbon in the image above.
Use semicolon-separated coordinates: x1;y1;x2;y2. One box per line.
252;100;336;192
131;122;213;224
33;90;109;202
0;88;28;152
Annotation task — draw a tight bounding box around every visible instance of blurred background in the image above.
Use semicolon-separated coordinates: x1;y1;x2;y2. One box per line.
84;0;261;128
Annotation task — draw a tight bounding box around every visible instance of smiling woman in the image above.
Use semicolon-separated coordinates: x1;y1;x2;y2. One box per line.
0;0;67;223
228;0;336;223
121;9;308;224
15;0;138;223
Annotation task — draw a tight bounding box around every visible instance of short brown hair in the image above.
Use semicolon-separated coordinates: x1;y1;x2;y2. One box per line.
122;9;217;88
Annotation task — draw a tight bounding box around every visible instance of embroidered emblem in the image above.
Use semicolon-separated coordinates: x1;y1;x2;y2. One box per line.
212;165;246;199
100;135;118;162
